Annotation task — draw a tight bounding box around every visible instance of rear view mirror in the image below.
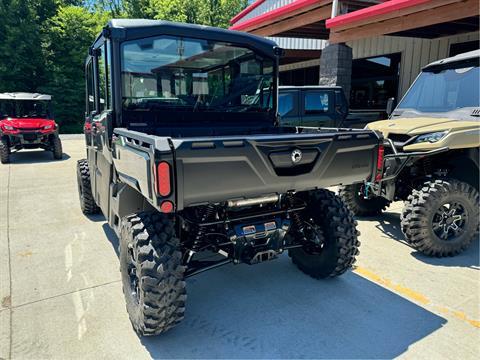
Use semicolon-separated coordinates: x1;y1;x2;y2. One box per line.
386;97;396;117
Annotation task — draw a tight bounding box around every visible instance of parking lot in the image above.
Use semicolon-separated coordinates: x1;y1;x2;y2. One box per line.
0;136;479;359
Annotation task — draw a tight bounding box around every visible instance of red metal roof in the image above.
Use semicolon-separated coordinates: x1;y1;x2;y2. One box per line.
230;0;322;31
230;0;266;24
326;0;432;28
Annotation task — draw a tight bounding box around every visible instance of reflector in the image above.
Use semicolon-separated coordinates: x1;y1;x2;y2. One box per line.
160;201;174;213
375;145;385;182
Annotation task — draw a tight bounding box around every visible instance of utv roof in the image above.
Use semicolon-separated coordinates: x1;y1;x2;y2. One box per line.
0;92;52;101
102;19;279;57
279;85;343;90
423;49;480;70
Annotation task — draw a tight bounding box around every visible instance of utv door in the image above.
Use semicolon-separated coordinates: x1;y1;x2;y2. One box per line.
301;90;337;127
90;41;113;218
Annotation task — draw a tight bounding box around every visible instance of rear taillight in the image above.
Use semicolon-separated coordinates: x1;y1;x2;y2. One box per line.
375;145;385;182
156;161;171;197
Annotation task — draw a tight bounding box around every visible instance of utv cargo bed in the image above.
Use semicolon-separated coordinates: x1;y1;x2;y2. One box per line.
113;128;381;210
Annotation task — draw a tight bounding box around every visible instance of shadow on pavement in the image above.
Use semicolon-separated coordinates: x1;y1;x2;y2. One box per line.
8;150;70;164
102;223;120;256
86;213;106;223
358;211;480;268
411;240;480;268
140;258;446;359
100;220;446;358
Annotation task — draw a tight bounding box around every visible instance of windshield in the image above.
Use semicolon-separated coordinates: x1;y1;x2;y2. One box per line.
121;35;275;113
0;100;51;119
397;64;479;113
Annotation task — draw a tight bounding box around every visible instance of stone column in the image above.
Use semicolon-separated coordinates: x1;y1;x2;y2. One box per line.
319;43;353;104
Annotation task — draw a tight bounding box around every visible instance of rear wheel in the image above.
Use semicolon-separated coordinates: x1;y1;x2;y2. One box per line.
52;135;62;159
0;138;10;164
289;189;360;278
76;159;100;214
339;183;390;216
119;212;186;336
401;179;479;257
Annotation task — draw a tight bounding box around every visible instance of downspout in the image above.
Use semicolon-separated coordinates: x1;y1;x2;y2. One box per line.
331;0;339;19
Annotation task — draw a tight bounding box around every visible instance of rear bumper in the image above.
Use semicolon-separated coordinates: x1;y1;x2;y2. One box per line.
368;140;450;199
381;139;449;182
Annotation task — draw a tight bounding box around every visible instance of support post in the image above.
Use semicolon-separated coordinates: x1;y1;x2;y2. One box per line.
318;43;352;104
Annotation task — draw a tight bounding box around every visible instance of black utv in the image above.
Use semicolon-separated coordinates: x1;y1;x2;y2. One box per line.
77;19;383;336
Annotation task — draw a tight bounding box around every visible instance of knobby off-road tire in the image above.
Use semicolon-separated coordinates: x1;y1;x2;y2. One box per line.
52;135;63;159
289;189;360;278
0;138;10;164
338;183;390;216
401;179;479;257
76;159;100;214
119;212;186;336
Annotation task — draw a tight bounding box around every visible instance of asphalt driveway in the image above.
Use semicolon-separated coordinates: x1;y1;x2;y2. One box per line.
0;137;479;359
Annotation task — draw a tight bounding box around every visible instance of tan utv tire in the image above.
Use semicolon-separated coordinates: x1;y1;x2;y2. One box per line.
401;179;479;257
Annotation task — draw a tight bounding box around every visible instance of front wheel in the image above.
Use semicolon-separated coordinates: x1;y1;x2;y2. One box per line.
52;135;62;160
338;183;390;216
0;138;10;164
289;189;360;279
76;159;100;214
119;212;186;336
401;179;479;257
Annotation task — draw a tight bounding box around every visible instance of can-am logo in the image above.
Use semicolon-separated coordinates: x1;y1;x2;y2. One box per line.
291;149;302;164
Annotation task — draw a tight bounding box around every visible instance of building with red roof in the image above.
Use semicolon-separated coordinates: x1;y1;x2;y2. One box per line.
231;0;479;119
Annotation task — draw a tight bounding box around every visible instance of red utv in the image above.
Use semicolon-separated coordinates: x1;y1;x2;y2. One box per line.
0;93;62;163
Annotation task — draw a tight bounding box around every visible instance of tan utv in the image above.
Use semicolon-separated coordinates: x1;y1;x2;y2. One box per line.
339;50;479;257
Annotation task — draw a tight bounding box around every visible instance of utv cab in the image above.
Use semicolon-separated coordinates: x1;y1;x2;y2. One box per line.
0;93;62;163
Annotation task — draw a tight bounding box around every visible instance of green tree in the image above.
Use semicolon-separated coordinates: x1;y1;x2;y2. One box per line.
131;0;248;28
0;0;47;92
41;5;109;132
0;0;251;133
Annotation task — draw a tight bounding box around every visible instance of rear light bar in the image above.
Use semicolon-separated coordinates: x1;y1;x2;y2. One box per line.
375;144;385;182
156;161;171;197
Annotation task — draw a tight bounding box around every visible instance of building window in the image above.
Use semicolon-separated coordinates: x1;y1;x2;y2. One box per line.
279;66;319;86
449;41;479;57
350;53;401;110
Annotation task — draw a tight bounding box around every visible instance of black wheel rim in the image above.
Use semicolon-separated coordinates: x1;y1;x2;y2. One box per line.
301;219;325;255
127;244;140;303
432;201;468;241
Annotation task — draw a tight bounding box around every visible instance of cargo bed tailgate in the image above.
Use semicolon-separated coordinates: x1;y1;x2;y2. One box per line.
173;130;380;209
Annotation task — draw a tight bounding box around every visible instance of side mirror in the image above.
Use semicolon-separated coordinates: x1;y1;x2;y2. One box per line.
386;97;396;117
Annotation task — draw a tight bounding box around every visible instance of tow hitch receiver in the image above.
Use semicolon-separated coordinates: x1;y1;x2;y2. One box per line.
250;250;278;264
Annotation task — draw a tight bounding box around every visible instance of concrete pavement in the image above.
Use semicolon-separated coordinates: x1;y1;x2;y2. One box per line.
0;138;479;359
